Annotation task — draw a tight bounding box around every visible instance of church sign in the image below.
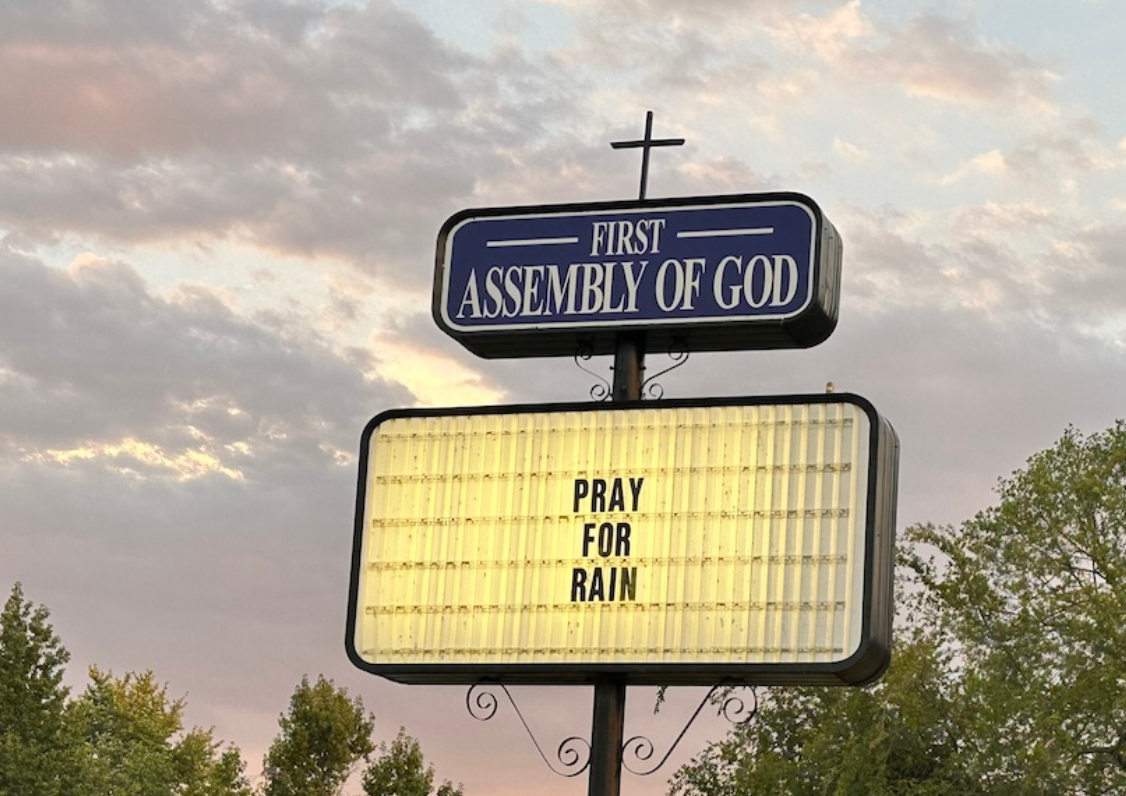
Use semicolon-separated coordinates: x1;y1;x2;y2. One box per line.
346;393;898;686
433;192;842;358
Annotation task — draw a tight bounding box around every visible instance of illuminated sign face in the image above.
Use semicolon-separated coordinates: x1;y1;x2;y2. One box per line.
432;193;842;358
346;395;898;685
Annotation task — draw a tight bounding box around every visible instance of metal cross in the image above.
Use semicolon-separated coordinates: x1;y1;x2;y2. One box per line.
610;111;686;201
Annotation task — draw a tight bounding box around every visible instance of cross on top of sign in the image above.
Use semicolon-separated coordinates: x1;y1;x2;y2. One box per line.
611;111;686;201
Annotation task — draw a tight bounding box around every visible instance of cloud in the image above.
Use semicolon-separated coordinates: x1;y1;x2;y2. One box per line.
849;12;1055;107
0;0;1084;311
1050;224;1126;319
833;137;870;164
0;235;424;774
824;195;1126;348
367;332;506;407
0;0;586;291
950;201;1055;233
939;148;1008;184
1000;125;1125;178
0;236;426;752
0;0;467;161
0;246;410;482
768;0;874;63
25;436;248;482
552;2;1054;112
936;119;1125;194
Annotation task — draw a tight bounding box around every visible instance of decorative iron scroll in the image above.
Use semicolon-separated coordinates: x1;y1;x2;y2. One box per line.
467;682;591;778
466;681;756;779
623;684;758;776
641;340;690;400
574;343;612;402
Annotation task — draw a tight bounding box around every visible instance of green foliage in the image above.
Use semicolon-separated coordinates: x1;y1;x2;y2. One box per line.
69;667;252;796
0;583;250;796
175;729;254;796
361;728;463;796
670;625;980;796
0;583;74;796
0;586;462;796
262;675;375;796
672;422;1126;796
908;422;1126;792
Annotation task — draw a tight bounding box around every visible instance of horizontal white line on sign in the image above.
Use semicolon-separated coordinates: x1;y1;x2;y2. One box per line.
677;227;775;238
486;237;580;247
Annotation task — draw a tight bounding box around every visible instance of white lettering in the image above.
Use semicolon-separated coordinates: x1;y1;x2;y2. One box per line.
772;255;799;306
621;261;647;312
601;263;626;313
648;219;667;253
483;266;504;318
656;259;683;312
578;263;604;314
682;258;705;310
458;251;800;323
616;221;637;254
502;267;521;317
713;255;741;310
744;255;773;309
590;223;609;257
522;265;545;316
547;265;579;315
457;270;483;318
590;218;669;256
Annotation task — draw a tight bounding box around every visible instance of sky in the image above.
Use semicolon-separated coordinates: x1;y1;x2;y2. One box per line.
2;0;1125;793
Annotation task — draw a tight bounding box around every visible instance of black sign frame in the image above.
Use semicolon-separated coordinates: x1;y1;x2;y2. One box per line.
432;192;842;359
346;393;898;686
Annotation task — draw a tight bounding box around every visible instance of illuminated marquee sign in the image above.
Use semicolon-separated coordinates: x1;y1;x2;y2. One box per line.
346;394;898;686
433;193;842;358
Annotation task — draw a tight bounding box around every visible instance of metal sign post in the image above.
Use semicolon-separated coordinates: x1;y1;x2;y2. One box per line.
592;112;683;796
588;677;627;796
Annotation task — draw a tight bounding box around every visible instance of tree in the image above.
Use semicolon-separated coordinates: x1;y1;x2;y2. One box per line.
669;623;982;796
0;586;460;796
262;675;375;796
0;583;75;796
0;584;248;796
69;667;252;796
361;728;463;796
174;727;254;796
909;422;1126;793
671;422;1126;795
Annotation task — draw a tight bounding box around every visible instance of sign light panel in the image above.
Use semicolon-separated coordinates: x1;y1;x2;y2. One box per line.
347;395;898;685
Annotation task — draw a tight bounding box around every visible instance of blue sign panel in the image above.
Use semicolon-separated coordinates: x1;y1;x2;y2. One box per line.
433;193;841;358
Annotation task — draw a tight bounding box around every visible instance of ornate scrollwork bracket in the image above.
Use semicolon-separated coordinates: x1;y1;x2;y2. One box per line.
623;683;758;776
574;342;612;402
466;682;591;778
466;681;756;779
640;339;690;400
576;340;692;401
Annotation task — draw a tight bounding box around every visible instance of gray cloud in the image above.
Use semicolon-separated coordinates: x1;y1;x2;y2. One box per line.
0;246;410;479
0;0;584;291
549;2;1054;114
1046;223;1126;319
0;236;424;784
0;0;465;160
852;12;1054;105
